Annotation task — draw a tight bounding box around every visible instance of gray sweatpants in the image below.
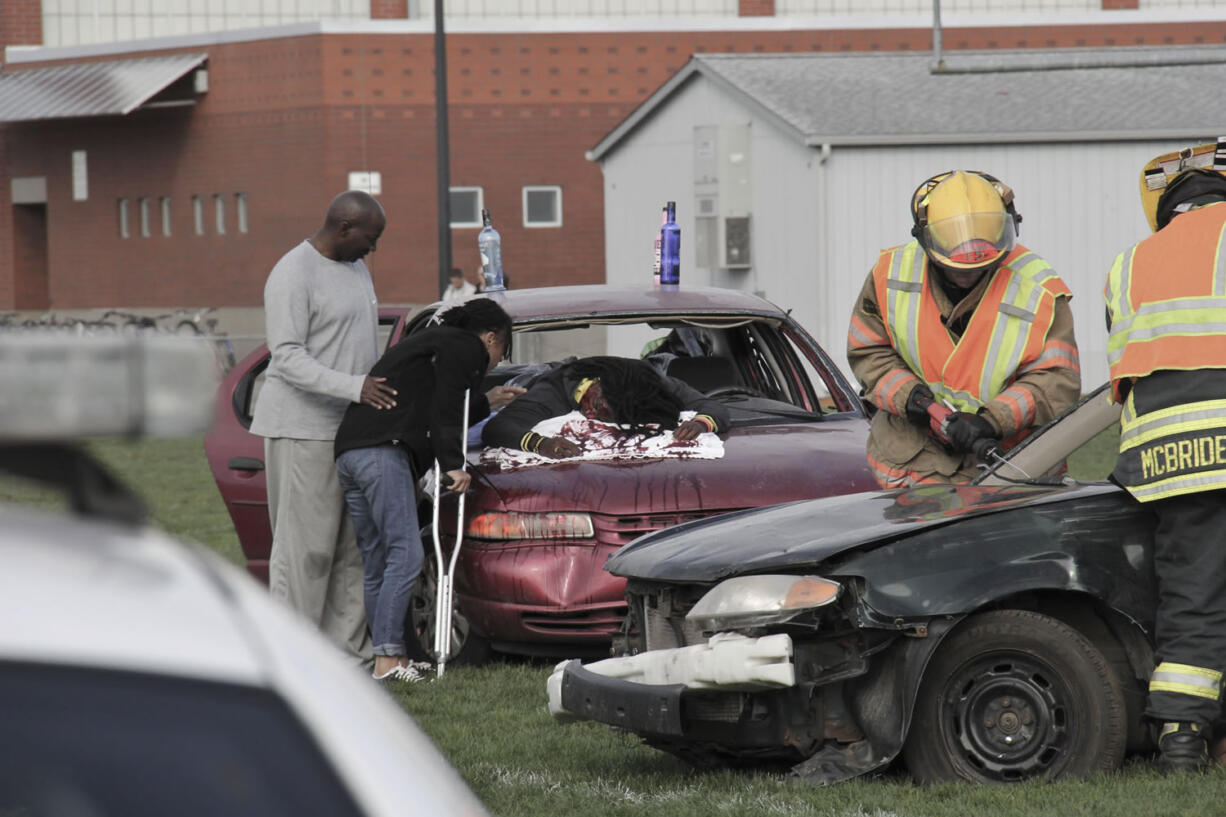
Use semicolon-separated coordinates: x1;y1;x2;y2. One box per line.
265;437;372;668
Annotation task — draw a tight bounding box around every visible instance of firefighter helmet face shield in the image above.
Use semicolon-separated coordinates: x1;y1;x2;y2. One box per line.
912;171;1019;273
923;211;1017;270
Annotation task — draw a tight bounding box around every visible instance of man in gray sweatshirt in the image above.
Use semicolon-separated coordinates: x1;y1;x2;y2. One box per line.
251;190;397;667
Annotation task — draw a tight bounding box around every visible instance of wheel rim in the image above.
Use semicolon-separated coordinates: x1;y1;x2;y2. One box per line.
410;559;470;661
941;652;1071;780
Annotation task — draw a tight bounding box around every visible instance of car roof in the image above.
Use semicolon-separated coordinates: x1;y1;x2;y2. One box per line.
426;284;791;324
0;507;265;683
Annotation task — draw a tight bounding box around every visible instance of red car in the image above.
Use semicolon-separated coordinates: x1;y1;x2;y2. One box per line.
205;285;876;662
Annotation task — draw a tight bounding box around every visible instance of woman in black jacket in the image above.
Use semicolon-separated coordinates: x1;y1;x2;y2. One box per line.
334;298;518;681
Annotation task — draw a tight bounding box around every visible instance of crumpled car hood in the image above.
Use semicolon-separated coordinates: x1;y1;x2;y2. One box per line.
472;420;875;517
606;480;1124;583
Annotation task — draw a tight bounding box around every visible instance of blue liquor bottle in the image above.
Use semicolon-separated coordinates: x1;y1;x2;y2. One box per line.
660;201;680;285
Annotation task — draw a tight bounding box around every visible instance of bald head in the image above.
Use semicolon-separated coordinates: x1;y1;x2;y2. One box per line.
312;190;387;263
323;190;384;230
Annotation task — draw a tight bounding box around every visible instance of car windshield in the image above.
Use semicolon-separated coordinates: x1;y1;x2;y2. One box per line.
975;383;1121;488
490;317;839;424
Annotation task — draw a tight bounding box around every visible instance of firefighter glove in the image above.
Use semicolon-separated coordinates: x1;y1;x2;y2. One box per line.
904;384;936;427
944;411;997;454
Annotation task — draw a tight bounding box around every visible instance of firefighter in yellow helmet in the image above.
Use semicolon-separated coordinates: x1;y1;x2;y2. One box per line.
847;170;1081;487
1103;139;1226;773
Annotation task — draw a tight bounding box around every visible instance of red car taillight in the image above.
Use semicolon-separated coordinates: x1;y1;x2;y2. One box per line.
466;511;595;541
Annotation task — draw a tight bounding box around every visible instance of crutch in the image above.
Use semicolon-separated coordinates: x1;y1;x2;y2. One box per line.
431;388;470;678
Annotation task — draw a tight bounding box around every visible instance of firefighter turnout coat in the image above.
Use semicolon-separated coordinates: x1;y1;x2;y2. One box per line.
1104;201;1226;503
848;240;1082;488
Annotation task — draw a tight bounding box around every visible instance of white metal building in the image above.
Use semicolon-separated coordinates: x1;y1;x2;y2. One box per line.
589;46;1226;389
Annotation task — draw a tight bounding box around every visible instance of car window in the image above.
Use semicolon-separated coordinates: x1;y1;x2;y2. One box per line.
785;330;843;412
0;662;363;817
501;319;830;409
978;387;1122;487
376;316;400;351
1064;421;1120;482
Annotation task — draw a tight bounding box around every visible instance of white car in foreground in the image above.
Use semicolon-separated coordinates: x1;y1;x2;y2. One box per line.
0;332;487;817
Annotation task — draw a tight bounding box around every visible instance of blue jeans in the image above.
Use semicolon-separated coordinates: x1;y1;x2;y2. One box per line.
335;445;424;657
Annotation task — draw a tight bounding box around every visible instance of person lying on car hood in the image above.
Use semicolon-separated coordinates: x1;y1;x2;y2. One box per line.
481;356;729;460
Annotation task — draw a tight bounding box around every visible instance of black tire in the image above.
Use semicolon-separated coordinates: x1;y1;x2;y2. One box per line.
404;538;492;666
903;609;1126;783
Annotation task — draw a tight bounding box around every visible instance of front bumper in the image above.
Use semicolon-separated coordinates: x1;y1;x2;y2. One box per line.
546;632;796;734
454;540;628;648
551;660;689;734
461;594;626;650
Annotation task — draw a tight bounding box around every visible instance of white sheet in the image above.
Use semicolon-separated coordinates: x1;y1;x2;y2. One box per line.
479;410;725;470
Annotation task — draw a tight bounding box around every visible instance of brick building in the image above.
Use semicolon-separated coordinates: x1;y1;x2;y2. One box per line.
2;2;1226;312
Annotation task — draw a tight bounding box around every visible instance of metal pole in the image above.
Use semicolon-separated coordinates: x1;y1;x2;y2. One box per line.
433;0;452;297
932;0;946;74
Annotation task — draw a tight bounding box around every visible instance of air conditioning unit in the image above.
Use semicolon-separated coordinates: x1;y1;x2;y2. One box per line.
724;217;751;268
695;215;752;270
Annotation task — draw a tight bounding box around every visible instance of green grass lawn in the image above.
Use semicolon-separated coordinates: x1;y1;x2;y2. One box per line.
0;437;245;565
393;662;1226;817
4;435;1225;816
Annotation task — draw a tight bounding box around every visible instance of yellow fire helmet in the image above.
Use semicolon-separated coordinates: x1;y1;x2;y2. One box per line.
910;170;1020;273
1139;138;1226;232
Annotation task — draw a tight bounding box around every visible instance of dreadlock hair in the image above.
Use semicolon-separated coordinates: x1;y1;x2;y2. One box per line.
568;356;684;436
434;298;513;357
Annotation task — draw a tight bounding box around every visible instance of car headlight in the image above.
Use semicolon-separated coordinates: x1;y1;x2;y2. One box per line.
686;575;841;632
466;511;594;540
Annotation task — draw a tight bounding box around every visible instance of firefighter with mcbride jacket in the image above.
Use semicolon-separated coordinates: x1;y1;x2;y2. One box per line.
847;170;1082;488
1104;140;1226;773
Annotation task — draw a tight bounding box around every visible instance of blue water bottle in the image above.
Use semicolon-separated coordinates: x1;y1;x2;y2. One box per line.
478;208;505;292
660;201;680;285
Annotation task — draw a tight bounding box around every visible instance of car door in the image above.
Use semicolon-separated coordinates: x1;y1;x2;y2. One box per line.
204;310;409;583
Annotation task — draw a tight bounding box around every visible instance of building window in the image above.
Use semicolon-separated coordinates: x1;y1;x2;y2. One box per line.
193;195;204;235
72;150;88;201
138;197;151;238
236;192;248;234
118;198;130;239
523;186;562;228
449;187;483;228
160;197;172;237
214;194;226;235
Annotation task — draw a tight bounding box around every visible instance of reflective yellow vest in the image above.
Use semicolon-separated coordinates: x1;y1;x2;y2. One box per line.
873;241;1070;414
1104;203;1226;502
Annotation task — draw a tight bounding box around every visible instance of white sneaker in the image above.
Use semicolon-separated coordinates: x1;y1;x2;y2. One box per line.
373;664;424;683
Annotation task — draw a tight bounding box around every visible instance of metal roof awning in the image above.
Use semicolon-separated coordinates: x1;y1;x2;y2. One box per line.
0;52;207;123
